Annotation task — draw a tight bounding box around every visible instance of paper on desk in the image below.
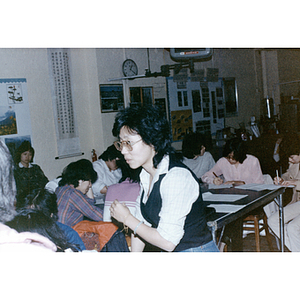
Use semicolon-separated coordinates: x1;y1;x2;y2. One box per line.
202;192;247;202
207;204;246;213
234;183;282;191
208;183;233;189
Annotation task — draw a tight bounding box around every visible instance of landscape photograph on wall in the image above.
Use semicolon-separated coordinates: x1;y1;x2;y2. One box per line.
0;106;17;136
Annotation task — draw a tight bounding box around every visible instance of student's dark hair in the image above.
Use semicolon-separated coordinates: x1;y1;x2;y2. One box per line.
6;208;79;252
16;188;58;221
59;159;98;187
182;132;210;159
14;140;34;164
223;137;247;163
99;144;124;162
112;105;176;168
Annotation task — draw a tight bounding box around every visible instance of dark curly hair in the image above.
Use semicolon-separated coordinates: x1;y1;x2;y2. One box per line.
98;144;124;162
59;159;98;187
6;208;79;252
112;105;176;168
182;132;211;159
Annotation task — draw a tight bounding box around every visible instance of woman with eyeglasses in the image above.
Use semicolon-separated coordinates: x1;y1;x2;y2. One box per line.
109;105;218;252
201;137;264;186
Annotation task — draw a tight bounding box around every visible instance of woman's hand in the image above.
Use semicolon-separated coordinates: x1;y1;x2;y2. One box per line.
100;186;108;195
213;177;223;185
86;187;94;199
110;199;131;223
279;179;296;187
274;176;283;185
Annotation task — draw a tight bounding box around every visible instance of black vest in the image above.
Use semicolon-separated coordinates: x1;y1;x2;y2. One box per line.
140;158;212;252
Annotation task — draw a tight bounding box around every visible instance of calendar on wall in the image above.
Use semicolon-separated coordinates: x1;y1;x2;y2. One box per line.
48;49;81;159
0;78;33;160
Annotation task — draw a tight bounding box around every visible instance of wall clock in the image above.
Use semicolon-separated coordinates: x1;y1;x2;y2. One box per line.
122;59;138;77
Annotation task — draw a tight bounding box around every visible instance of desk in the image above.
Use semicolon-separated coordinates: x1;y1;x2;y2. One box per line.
204;186;286;252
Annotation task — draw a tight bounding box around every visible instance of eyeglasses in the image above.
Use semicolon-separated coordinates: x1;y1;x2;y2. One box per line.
114;139;142;151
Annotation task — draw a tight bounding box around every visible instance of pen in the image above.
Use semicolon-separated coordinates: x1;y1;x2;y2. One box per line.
213;172;218;178
276;170;279;185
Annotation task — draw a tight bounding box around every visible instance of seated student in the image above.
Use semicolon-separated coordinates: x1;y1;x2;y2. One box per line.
17;187;86;251
0;140;56;252
92;144;123;204
13;141;49;201
6;208;79;252
46;145;124;198
202;137;264;185
182;132;215;179
268;136;300;251
56;159;103;227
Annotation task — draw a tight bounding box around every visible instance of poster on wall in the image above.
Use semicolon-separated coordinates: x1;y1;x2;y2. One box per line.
0;78;33;161
170;109;193;141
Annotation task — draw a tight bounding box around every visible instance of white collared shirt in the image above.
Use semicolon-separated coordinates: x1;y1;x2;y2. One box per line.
92;159;122;200
18;162;33;168
135;155;199;246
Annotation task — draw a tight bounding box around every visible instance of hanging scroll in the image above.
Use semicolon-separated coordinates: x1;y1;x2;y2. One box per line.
47;48;82;159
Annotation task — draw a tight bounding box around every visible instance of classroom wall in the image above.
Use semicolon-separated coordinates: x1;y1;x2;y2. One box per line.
95;48;264;138
277;49;300;98
0;48;297;181
0;48;104;181
95;48;170;147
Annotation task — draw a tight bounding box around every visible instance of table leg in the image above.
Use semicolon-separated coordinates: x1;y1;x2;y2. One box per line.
207;221;217;244
278;194;285;252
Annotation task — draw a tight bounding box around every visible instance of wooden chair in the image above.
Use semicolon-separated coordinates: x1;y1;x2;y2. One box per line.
243;174;275;252
243;210;274;251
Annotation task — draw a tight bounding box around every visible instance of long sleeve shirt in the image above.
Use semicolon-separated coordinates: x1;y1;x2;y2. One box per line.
281;162;300;204
92;159;122;202
183;151;215;179
14;162;49;198
56;185;103;227
134;156;203;246
201;154;264;184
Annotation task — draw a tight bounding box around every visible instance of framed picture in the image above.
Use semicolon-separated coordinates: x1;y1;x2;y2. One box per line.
100;84;124;113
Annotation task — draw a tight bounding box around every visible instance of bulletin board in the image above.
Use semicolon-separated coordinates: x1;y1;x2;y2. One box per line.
167;76;225;143
0;78;33;159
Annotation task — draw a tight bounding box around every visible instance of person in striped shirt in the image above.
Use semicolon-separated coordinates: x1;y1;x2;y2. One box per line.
56;159;103;227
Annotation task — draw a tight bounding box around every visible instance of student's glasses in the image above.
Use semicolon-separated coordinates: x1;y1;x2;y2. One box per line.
114;139;142;151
